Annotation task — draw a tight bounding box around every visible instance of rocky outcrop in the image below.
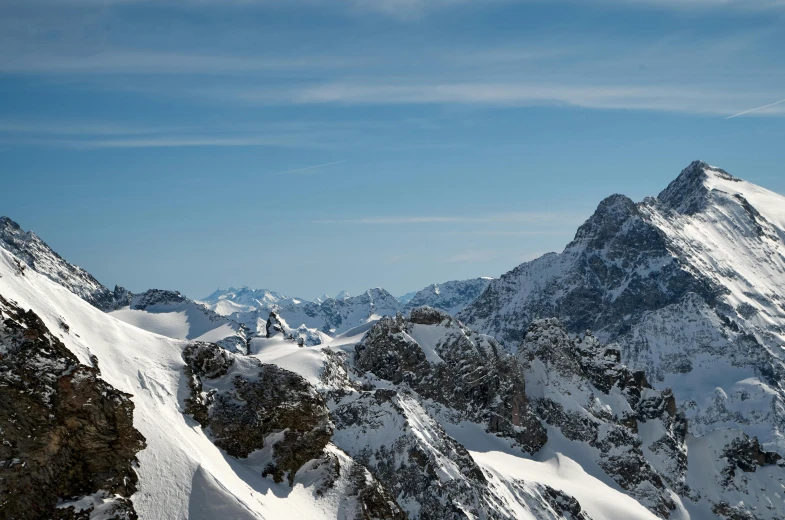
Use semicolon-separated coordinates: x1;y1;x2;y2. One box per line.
182;342;406;518
320;325;597;520
0;294;145;519
720;435;782;484
183;342;331;484
129;289;189;310
265;311;323;346
330;387;493;518
355;307;546;454
519;318;687;517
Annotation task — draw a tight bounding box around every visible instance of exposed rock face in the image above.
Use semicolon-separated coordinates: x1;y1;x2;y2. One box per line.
355;307;546;454
265;310;323;346
460;189;717;347
0;216;128;311
721;435;782;483
320;324;593;520
0;294;145;519
129;288;190;310
519;319;688;517
183;342;332;484
312;309;558;519
330;387;494;518
513;314;785;520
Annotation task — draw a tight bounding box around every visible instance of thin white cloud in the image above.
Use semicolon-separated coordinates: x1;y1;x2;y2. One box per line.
0;121;188;136
0;135;327;149
313;212;583;224
0;51;356;75
273;160;347;175
236;81;784;117
447;230;574;236
725;98;785;119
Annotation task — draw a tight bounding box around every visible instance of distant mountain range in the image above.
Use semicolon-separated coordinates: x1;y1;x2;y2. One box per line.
2;160;784;520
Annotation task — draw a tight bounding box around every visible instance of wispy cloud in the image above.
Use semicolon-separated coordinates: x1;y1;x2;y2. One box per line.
0;134;331;150
0;121;189;136
447;230;574;236
726;98;785;119
231;80;785;117
313;212;583;225
0;119;343;149
273;160;347;175
0;51;358;75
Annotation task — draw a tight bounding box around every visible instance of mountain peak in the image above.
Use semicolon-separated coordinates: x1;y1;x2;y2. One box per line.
570;193;638;246
0;216;22;232
657;160;740;214
0;216;127;311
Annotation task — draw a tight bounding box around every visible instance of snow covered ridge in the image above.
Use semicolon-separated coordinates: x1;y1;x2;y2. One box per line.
0;216;130;311
200;277;494;341
109;288;252;353
460;160;785;455
0;217;252;351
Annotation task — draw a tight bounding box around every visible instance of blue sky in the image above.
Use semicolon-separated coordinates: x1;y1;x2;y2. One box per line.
1;0;784;300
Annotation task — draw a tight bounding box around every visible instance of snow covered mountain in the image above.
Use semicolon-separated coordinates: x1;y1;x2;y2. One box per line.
110;288;251;353
460;160;785;457
200;286;304;315
3;159;785;520
203;287;403;340
0;218;250;351
201;278;492;342
402;277;493;316
2;242;660;520
0;229;689;519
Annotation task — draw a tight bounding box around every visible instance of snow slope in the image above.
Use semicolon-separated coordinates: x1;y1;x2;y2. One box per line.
0;246;385;520
471;450;660;520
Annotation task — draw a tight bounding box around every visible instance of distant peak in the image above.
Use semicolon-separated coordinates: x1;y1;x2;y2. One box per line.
570;193;638;246
596;193;637;215
0;216;21;230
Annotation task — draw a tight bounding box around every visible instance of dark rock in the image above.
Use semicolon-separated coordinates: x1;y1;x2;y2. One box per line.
182;342;332;485
355;309;547;454
0;294;145;519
